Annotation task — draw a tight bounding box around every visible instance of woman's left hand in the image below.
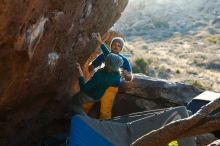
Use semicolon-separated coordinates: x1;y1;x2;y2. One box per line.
76;63;84;77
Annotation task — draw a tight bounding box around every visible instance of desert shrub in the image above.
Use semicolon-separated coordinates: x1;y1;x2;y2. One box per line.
204;36;220;45
132;65;142;73
185;80;206;90
176;69;180;74
200;55;207;60
142;44;149;50
132;58;151;73
193;59;198;64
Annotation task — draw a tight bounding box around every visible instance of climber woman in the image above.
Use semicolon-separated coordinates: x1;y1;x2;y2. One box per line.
70;52;123;116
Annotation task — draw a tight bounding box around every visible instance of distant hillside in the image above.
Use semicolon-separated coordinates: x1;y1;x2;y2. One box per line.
111;0;220;92
112;0;220;41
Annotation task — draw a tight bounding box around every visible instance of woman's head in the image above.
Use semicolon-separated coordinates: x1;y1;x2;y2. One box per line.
105;53;123;72
110;37;125;54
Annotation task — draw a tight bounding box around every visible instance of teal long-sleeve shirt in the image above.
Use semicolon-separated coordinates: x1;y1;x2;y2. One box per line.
79;69;121;100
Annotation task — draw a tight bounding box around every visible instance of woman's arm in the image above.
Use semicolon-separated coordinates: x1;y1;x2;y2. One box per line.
76;62;97;92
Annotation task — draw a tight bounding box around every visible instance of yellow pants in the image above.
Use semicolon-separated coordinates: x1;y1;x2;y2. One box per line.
83;87;119;120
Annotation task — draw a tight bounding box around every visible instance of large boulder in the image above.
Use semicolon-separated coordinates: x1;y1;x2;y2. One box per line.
0;1;128;145
119;74;203;105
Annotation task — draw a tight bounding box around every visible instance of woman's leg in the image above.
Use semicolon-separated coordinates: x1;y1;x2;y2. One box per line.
100;87;118;120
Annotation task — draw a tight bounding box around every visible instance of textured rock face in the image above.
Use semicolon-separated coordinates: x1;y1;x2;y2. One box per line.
0;0;128;145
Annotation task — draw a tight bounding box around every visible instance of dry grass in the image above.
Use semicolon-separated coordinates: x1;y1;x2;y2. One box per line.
125;34;220;92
